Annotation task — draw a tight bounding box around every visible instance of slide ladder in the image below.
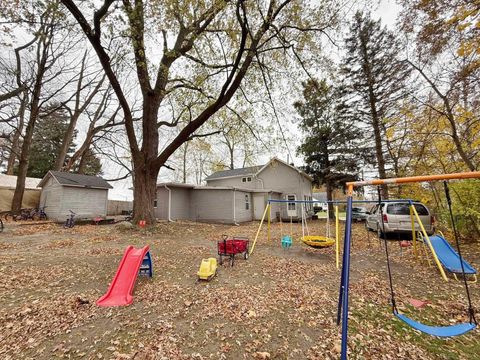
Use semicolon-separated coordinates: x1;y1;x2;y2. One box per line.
97;245;152;307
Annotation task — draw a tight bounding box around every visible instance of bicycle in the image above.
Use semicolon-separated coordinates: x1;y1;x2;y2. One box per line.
5;208;34;221
64;210;76;228
32;206;48;221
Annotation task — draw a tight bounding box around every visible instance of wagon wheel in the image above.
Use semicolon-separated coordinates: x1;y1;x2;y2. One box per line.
230;255;235;267
244;251;249;260
218;255;223;265
4;212;14;221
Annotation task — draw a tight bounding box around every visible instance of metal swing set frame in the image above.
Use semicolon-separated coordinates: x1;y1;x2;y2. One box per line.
338;171;480;360
249;198;342;268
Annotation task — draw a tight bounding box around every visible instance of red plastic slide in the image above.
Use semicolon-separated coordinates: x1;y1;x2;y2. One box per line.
97;245;150;307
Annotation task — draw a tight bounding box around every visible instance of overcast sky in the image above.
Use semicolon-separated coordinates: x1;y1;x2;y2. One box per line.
107;0;402;201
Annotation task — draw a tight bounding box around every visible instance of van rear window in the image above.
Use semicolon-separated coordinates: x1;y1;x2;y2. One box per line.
387;203;428;215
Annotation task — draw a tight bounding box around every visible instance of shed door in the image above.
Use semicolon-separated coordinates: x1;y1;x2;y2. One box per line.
253;194;266;220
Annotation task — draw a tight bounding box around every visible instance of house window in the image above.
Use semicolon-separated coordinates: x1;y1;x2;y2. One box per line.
245;194;250;210
242;177;252;183
154;199;158;208
287;195;296;211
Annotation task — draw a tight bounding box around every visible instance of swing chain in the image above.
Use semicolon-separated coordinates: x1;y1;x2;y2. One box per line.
377;186;398;314
443;181;477;325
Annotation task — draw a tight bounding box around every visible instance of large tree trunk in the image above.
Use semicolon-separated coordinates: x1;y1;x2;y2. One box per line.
77;148;89;174
54;116;77;170
325;180;334;220
132;162;158;225
370;110;389;198
6;91;27;175
11;25;50;211
11;102;40;211
132;97;161;225
360;32;389;199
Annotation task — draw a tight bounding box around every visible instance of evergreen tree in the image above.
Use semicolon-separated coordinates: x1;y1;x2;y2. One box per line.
17;104;103;178
25;105;74;178
74;148;103;176
341;11;411;198
295;79;370;212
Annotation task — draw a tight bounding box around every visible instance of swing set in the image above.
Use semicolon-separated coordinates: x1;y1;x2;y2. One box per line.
250;198;341;268
338;171;480;360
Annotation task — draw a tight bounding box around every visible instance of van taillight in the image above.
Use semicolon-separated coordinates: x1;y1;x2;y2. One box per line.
383;214;388;223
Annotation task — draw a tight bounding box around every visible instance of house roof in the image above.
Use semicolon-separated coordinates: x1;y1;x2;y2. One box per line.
0;174;41;190
205;157;313;182
39;171;113;189
204;165;263;181
156;182;281;193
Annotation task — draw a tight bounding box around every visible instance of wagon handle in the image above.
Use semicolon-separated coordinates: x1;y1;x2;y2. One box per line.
222;234;228;240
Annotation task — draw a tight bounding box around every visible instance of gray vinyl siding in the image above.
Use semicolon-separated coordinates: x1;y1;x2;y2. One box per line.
171;188;190;219
234;190;253;222
206;176;260;189
268;193;282;222
257;163;312;219
155;188;169;219
40;174;110;221
190;189;234;223
39;177;64;221
61;187;108;218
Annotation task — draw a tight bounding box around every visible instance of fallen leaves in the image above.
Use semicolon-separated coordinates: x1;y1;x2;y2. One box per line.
0;220;478;359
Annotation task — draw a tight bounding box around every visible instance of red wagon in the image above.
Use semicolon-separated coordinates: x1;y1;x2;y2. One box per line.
217;235;249;266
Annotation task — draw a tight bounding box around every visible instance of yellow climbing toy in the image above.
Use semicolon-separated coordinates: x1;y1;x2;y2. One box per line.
197;258;217;281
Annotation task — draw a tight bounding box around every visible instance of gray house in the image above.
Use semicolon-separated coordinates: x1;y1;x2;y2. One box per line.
38;171;112;221
155;157;313;224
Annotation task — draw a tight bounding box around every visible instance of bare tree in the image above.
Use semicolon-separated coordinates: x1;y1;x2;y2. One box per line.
54;50;106;170
11;7;80;211
59;0;342;224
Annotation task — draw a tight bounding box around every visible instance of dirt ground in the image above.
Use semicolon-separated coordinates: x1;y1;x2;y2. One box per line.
1;219;479;360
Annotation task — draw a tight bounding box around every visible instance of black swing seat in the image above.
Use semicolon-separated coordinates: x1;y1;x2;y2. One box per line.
395;312;476;337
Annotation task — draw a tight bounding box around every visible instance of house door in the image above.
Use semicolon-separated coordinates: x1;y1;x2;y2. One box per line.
253;194;266;220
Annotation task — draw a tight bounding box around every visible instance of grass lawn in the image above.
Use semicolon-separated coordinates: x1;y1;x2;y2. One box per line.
0;220;479;359
316;210;347;220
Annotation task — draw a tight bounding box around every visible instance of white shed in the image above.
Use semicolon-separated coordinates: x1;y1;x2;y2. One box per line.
38;171;113;222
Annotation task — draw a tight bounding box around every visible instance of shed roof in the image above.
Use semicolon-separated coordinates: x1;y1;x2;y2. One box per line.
39;171;113;189
0;174;41;190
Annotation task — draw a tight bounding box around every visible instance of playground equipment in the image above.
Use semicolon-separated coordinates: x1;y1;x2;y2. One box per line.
428;233;477;282
279;213;293;249
250;199;341;269
217;235;249;266
197;258;217;281
338;172;480;360
97;245;153;307
300;202;336;249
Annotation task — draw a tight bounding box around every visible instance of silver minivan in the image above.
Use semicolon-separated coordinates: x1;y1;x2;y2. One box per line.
365;202;435;237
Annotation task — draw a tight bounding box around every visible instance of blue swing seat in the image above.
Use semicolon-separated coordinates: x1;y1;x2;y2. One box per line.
281;235;292;248
395;313;476;337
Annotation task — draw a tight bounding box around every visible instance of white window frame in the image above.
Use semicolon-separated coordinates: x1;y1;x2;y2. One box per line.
287;194;296;217
245;194;250;210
